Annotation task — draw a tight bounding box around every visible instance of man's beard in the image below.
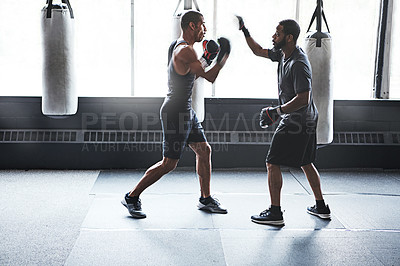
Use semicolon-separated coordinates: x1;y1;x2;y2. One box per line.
195;30;204;42
273;37;286;50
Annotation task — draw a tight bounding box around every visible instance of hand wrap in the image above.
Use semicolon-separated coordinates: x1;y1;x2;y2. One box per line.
236;15;250;37
200;39;220;68
259;106;284;128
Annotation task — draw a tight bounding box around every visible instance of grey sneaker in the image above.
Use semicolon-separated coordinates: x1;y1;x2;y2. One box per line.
251;209;284;226
197;196;227;214
121;193;146;219
307;204;331;219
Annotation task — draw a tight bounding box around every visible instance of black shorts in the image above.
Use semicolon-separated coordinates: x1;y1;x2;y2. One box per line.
266;121;317;168
161;110;207;159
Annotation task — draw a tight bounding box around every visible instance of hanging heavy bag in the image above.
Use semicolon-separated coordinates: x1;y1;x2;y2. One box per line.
41;0;77;116
304;0;333;145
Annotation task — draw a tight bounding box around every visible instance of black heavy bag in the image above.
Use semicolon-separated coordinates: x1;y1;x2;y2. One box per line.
41;0;77;116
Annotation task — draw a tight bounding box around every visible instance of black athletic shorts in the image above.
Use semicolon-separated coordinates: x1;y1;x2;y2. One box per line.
266;121;317;168
161;110;207;159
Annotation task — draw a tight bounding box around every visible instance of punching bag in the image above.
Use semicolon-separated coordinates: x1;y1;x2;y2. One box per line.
41;0;77;116
304;0;333;144
172;1;205;122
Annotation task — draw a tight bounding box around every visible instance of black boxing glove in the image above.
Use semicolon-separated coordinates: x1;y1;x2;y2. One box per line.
235;15;250;37
217;37;231;67
259;106;284;128
200;40;220;68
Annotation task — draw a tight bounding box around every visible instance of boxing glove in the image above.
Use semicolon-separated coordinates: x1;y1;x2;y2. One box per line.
200;40;220;68
217;37;231;67
235;15;250;37
259;106;284;128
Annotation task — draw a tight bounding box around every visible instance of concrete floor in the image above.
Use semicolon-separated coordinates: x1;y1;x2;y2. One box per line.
1;168;399;265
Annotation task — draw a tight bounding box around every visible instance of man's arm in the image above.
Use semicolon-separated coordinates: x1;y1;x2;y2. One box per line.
259;90;310;128
280;90;310;113
177;39;229;84
236;15;269;58
190;56;223;84
245;37;269;58
173;45;220;83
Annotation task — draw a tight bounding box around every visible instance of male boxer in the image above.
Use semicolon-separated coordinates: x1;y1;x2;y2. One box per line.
237;16;330;225
122;10;230;219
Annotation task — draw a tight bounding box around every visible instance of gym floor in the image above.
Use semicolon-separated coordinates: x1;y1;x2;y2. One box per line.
1;168;399;265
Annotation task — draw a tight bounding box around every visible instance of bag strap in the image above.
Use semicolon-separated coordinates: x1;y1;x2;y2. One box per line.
46;0;53;18
306;0;330;33
62;0;74;19
46;0;74;19
173;0;201;16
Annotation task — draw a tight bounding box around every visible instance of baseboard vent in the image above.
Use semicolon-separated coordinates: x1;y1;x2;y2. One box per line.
205;131;274;144
82;131;274;145
83;131;162;143
0;130;399;146
0;130;78;143
333;132;387;145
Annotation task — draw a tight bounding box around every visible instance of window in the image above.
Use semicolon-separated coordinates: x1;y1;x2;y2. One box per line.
0;0;391;100
298;0;380;99
213;0;296;98
74;0;130;96
132;0;179;97
0;1;43;96
0;0;130;96
134;0;381;99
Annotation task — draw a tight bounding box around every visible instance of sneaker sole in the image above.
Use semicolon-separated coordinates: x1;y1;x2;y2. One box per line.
307;210;331;219
121;200;147;219
197;203;228;214
251;219;285;226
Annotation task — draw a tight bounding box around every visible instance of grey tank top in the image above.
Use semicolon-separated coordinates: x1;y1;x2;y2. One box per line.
162;40;196;114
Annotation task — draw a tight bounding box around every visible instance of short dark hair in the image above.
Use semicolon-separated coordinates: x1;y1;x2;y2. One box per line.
279;19;301;42
181;10;203;30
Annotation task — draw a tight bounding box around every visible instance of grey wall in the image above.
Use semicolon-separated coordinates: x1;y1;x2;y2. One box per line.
0;97;399;169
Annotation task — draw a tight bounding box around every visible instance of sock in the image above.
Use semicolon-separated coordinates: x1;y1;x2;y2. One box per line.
316;199;326;209
270;205;281;214
200;196;212;205
126;193;139;203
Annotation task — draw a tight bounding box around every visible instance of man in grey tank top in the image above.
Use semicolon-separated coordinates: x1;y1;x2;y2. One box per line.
237;17;331;226
122;10;231;219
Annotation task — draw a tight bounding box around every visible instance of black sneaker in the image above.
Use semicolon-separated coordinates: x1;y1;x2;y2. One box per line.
121;193;146;219
251;209;284;226
307;204;331;219
197;196;227;214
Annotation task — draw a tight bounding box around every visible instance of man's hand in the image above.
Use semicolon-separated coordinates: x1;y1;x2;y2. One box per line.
235;15;250;37
217;37;230;67
200;40;220;68
236;15;245;30
259;106;283;128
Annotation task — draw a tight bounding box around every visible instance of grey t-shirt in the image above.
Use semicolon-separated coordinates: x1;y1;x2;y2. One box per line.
268;46;318;127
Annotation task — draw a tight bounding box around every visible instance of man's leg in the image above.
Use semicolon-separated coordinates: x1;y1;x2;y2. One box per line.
250;162;284;225
267;162;283;206
302;163;331;219
301;163;323;200
121;157;178;219
189;142;227;214
189;142;211;198
129;157;179;197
